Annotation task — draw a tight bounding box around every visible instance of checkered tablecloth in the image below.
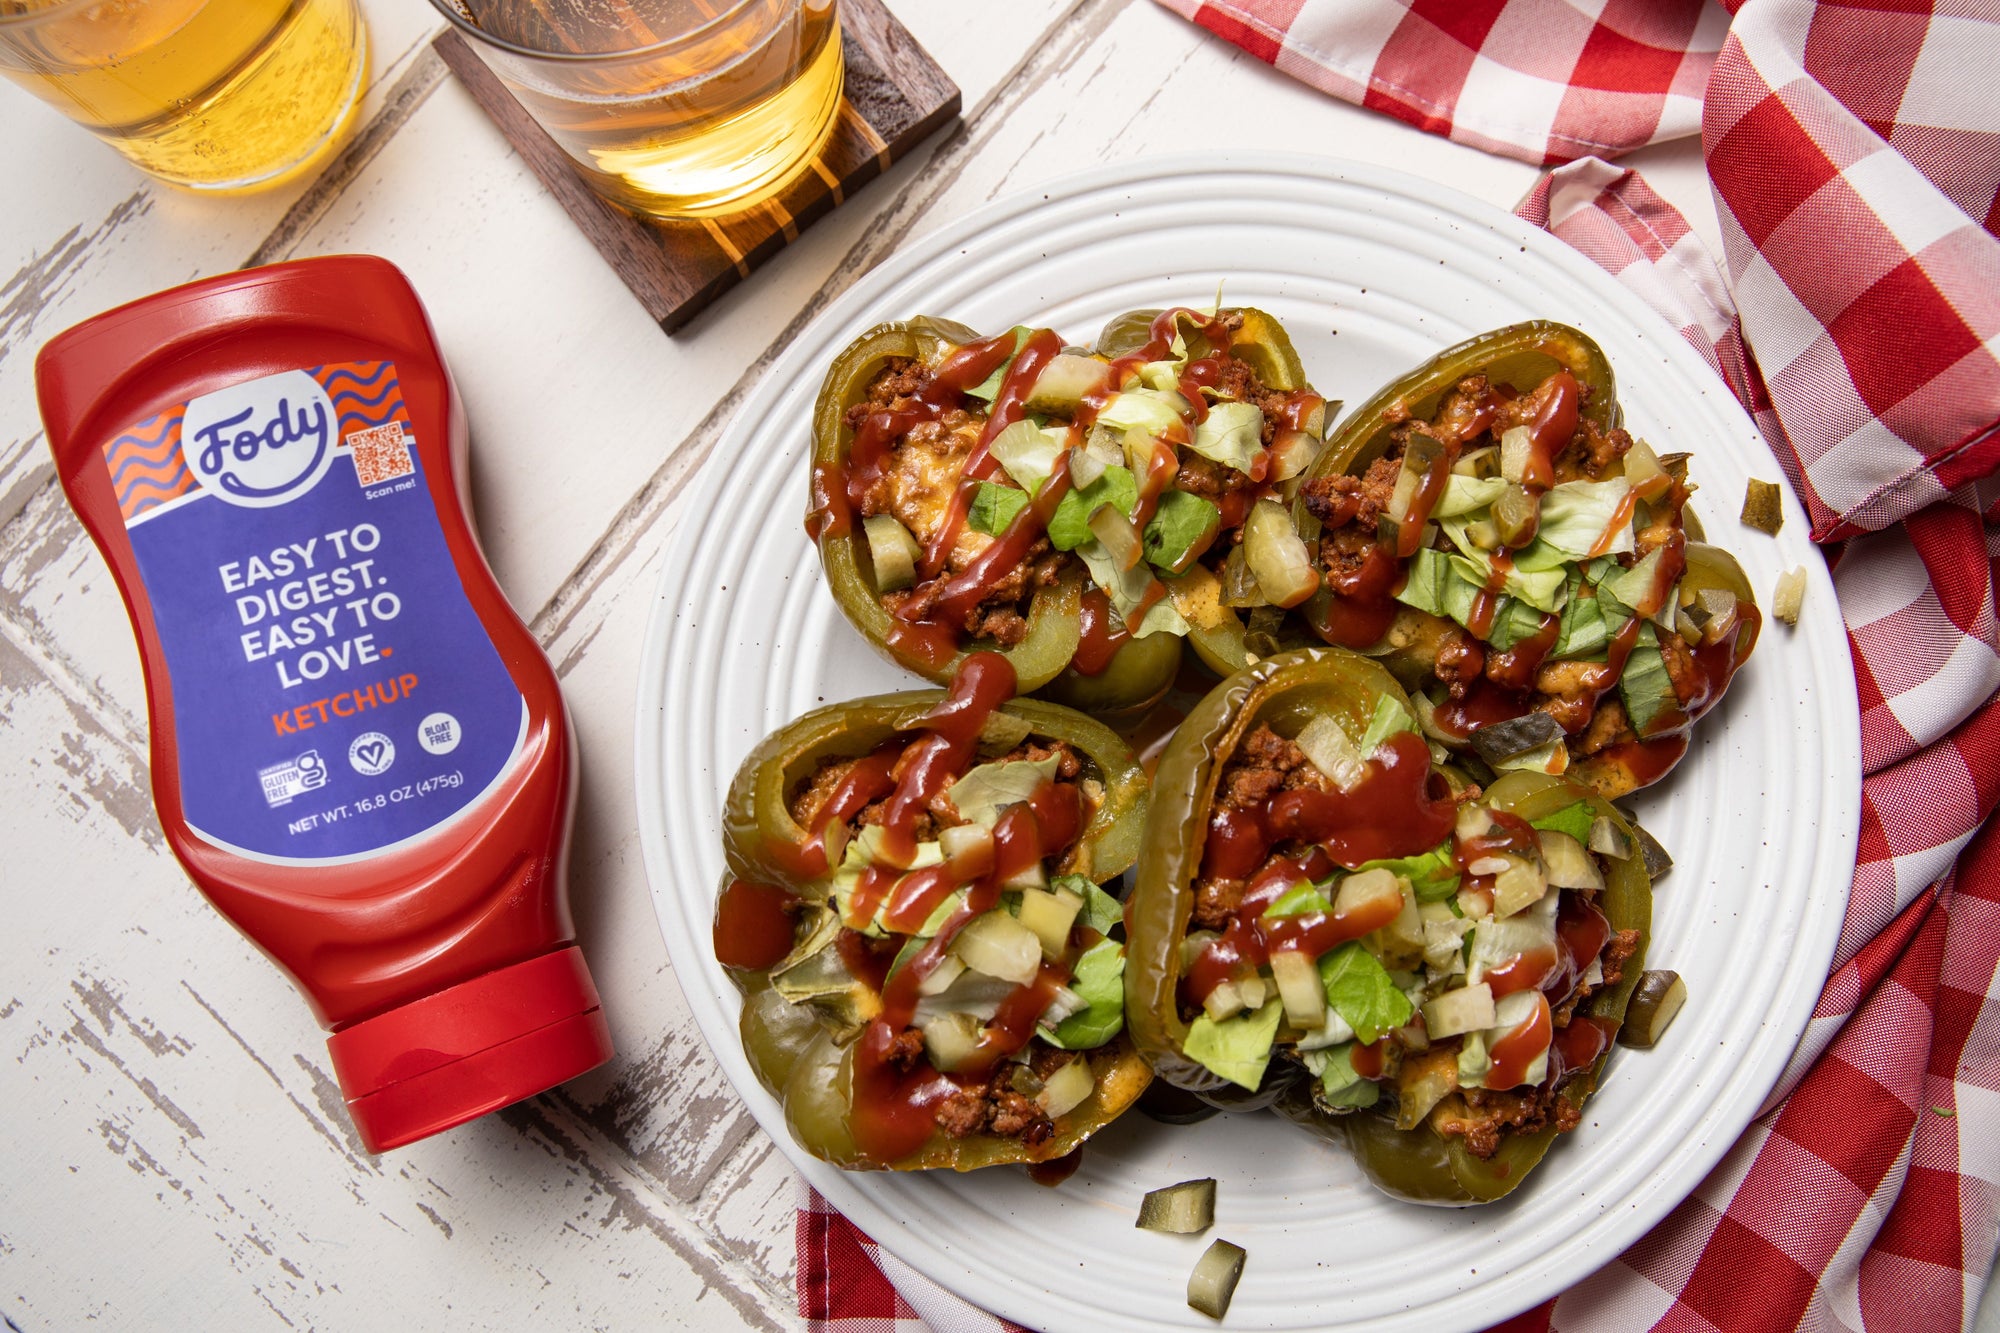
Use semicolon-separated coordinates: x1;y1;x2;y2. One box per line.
798;3;2000;1328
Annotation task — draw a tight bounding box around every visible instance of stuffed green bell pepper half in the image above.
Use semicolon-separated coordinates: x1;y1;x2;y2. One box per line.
1290;321;1759;798
1125;648;1653;1203
714;652;1153;1171
804;307;1337;715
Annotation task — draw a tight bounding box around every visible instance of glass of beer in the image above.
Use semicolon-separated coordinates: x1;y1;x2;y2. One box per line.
0;0;368;193
429;0;843;220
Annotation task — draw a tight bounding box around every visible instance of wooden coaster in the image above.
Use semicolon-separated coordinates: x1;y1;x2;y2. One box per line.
435;0;959;334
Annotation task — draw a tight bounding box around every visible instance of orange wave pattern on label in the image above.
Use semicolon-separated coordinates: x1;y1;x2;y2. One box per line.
313;361;411;438
99;362;412;525
102;408;193;524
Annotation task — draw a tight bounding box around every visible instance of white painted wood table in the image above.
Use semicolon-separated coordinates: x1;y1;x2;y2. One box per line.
5;3;1996;1329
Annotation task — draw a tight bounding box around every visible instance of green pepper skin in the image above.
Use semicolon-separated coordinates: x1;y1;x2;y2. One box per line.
1093;306;1311;392
720;691;1153;1171
1272;772;1653;1205
1293;320;1758;799
1306;320;1620;486
1037;626;1182;719
1124;647;1422;1111
810;318;1175;708
722;693;1147;888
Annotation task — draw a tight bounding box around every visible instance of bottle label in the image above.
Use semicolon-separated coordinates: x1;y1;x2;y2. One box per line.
101;361;528;863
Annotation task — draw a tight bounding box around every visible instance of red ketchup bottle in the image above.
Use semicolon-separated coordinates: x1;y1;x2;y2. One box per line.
36;256;613;1153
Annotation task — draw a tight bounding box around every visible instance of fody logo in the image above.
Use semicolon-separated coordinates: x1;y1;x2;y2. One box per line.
182;370;338;508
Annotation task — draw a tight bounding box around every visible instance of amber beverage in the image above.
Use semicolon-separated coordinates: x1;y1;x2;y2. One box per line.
433;0;842;219
0;0;366;192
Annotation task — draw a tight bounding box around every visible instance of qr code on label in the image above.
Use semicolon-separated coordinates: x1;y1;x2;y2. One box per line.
348;423;414;486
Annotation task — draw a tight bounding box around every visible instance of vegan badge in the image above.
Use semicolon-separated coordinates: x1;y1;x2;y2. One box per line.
349;732;395;776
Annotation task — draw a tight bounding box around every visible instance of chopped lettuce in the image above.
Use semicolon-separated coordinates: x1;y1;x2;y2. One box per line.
968;481;1030;537
1457;1031;1491;1087
1530;801;1597;846
1300;1043;1380;1108
1619;624;1678;733
1553;582;1620;660
1055;874;1125;936
1186;401;1264;475
1046;465;1136;550
1448;551;1567;613
1318;941;1414;1044
1262;883;1332;919
1076;538;1191;638
1095;390;1185;438
964;328;1031;401
1183;997;1284;1090
1045;938;1125;1049
850;824;944;871
947;755;1060;828
1396;548;1480;625
917;888;969;937
1354;845;1459;903
1142;490;1221;573
1509;536;1577;574
1358;693;1420;752
1536;479;1634;559
1433;475;1507;519
1484;597;1555;653
988;418;1070;493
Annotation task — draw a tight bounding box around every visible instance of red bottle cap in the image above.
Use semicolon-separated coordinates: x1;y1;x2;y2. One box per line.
326;946;613;1152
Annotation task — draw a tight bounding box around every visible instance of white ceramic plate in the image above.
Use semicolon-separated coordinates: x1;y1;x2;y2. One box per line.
635;156;1860;1332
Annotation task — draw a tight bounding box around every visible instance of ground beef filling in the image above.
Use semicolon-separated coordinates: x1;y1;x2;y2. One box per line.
850;345;1291;645
788;739;1087;845
786;740;1094;1146
930;1043;1079;1145
1191;725;1337;931
1299;372;1694;757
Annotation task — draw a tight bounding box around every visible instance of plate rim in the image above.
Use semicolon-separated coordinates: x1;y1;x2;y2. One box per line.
633;151;1862;1331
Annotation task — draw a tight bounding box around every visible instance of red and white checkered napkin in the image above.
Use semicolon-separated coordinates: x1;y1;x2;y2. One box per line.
797;4;2000;1328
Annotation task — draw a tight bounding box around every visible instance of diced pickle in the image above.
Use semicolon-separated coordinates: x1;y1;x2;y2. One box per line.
1468;711;1561;765
1588;815;1631;860
1026;353;1112;415
1220;547;1268;609
1136;1177;1217;1234
1492;483;1542;548
1626;819;1673;880
1618;970;1687;1049
1740;478;1784;535
1243;499;1318;608
864;515;921;592
1538;831;1604;892
1187;1239;1247;1320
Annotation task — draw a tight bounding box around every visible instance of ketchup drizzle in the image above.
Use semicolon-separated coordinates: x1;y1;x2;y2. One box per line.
1072;587;1131;675
829;651;1105;1161
1182;731;1457;1005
